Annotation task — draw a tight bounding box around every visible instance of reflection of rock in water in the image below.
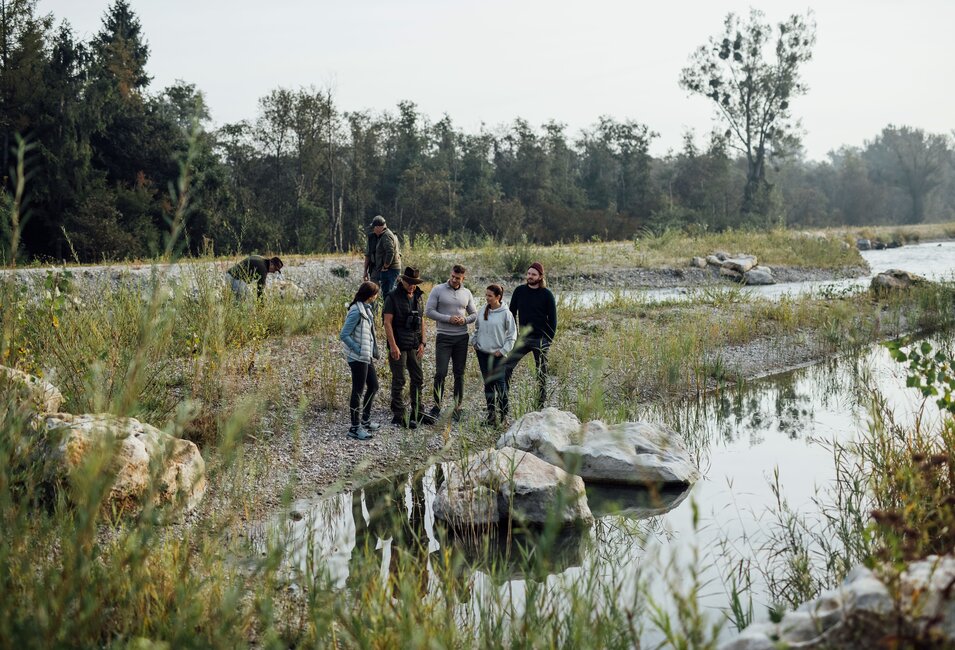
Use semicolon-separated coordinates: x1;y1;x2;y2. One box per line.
585;483;693;519
433;522;587;587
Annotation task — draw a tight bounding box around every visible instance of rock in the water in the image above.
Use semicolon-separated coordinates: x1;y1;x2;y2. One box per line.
498;408;700;486
743;266;775;286
495;408;580;467
0;365;63;414
690;256;708;269
721;255;758;273
870;269;927;292
42;413;206;514
900;554;955;641
856;238;872;251
720;266;743;282
433;446;592;528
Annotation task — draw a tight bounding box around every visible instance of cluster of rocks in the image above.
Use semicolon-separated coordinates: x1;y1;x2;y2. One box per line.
857;237;903;251
1;365;206;517
720;555;955;649
432;408;701;529
690;252;776;286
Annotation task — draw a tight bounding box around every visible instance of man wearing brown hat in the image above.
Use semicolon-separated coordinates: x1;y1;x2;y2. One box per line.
383;267;436;428
363;215;401;298
505;261;557;410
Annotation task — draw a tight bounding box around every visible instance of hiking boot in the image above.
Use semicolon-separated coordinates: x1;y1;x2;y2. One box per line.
428;405;441;419
451;409;463;423
417;412;437;426
347;425;373;441
483;411;498;428
361;420;381;432
392;415;417;429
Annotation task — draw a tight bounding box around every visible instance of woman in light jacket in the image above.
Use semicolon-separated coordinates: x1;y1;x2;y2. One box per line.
471;284;518;426
339;281;381;440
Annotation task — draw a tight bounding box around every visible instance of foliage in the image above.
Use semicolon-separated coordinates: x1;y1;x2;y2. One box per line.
680;9;816;217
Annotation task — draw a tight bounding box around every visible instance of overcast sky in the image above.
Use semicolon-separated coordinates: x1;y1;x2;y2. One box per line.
38;0;955;161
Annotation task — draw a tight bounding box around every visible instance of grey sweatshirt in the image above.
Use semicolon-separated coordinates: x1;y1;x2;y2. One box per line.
470;303;518;356
425;282;477;336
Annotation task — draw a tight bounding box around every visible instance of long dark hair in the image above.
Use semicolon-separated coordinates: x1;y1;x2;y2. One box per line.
484;284;504;320
349;281;379;308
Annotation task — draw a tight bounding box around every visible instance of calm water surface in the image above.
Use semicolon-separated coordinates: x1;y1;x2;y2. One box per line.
265;335;952;641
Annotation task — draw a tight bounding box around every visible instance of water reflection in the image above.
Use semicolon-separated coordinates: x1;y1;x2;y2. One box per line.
269;333;953;644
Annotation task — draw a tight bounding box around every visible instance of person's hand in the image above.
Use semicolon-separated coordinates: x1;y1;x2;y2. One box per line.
362;271;369;281
416;343;425;360
390;344;400;360
450;315;463;325
494;350;504;358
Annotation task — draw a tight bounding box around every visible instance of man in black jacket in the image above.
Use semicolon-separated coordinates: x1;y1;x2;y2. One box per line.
505;261;557;410
383;267;437;428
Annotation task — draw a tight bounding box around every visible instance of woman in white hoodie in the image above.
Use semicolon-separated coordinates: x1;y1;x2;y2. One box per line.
470;284;518;425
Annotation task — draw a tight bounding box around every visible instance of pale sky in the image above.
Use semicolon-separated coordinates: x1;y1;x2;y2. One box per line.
38;0;955;161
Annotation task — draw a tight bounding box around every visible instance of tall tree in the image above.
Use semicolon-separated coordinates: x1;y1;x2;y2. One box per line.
680;9;815;217
864;125;951;224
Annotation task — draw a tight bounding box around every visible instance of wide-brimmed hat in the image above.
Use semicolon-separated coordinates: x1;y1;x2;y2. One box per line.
399;266;423;285
370;215;386;227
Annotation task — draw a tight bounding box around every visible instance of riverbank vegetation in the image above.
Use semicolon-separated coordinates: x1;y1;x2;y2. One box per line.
2;236;955;646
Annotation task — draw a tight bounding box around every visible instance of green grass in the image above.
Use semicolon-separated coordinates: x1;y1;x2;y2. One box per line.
2;234;955;647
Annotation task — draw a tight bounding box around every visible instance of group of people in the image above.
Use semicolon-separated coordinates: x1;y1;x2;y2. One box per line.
340;215;558;441
223;215;558;443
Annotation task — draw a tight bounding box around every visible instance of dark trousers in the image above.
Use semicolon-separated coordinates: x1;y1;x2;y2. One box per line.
433;333;469;410
347;361;379;426
504;338;550;409
389;349;424;420
476;350;508;416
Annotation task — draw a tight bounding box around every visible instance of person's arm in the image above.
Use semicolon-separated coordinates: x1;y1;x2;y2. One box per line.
464;292;478;324
380;232;396;270
470;312;480;346
501;311;518;356
545;291;558;341
424;287;450;323
417;306;426;360
339;308;362;354
384;314;400;360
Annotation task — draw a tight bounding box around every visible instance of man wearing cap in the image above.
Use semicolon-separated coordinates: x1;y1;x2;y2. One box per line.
505;261;557;410
363;215;401;298
226;255;283;299
383;267;436;428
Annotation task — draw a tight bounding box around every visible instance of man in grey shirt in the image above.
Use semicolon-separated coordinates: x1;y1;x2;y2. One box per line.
425;264;477;421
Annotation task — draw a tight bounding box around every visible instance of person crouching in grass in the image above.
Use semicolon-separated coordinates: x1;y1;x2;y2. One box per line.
339;281;381;440
471;284;517;426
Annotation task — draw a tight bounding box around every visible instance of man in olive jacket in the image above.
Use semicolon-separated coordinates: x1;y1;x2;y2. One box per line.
363;215;401;297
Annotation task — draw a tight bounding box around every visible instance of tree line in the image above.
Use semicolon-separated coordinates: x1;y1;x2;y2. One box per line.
2;0;954;263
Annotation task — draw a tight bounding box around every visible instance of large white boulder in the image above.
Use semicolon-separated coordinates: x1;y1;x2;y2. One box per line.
0;365;63;414
498;408;701;486
267;278;306;300
743;266;775;286
434;446;593;529
42;413;206;514
722;255;758;274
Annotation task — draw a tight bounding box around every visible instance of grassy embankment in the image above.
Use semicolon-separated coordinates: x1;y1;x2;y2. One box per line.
2;228;955;647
